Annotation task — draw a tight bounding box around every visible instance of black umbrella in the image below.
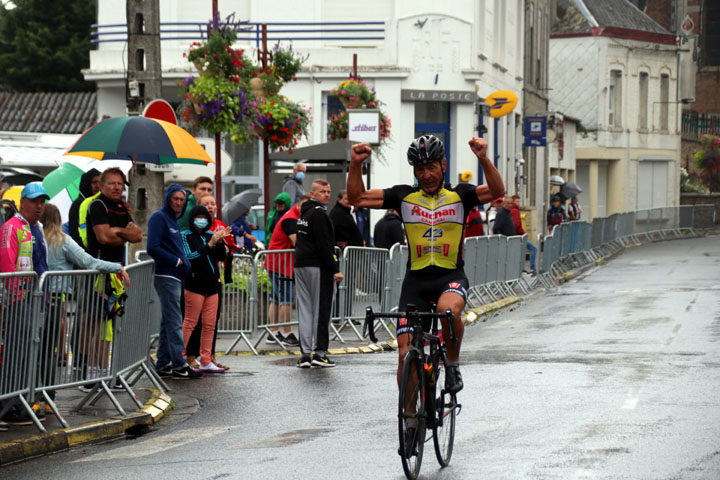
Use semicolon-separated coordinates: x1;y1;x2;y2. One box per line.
557;182;582;202
0;167;43;185
222;188;263;225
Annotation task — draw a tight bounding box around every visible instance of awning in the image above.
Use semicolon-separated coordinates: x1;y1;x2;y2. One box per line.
269;139;358;173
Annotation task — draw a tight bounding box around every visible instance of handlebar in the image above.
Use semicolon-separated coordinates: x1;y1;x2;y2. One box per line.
363;304;457;344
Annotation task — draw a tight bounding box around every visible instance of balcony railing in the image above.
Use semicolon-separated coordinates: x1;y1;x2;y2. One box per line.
91;21;385;47
682;111;720;139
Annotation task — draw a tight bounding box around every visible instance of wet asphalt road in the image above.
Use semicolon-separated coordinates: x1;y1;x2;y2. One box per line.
4;236;720;479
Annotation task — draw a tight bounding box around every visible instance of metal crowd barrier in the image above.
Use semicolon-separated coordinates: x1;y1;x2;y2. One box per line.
253;249;297;352
0;272;44;430
220;253;258;354
540;205;715;279
0;263;162;432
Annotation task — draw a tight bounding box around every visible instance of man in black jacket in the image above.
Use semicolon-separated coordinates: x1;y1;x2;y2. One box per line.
329;189;364;249
492;195;516;236
373;208;405;249
67;168;101;250
294;179;344;368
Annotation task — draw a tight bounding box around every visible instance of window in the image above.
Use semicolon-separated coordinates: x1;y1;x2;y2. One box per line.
639;72;649;129
701;0;720;66
660;73;669;130
609;70;622;127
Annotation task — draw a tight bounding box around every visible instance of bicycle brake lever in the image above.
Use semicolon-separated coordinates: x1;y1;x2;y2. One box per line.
445;307;457;343
363;306;378;343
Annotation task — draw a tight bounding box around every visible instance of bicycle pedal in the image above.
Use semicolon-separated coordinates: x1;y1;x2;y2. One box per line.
455;403;462;416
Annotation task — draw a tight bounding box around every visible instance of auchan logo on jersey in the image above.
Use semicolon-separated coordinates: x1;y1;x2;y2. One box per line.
402;202;464;225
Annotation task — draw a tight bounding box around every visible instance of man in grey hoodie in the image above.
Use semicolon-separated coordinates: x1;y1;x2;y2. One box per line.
147;184;201;380
282;162;306;206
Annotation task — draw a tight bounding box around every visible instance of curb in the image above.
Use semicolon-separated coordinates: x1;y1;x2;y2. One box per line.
0;389;174;467
464;296;522;324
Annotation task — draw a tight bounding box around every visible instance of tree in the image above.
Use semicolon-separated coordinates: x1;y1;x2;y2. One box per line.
0;0;96;92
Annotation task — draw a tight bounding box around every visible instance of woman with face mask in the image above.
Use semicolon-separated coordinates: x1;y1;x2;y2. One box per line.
180;205;231;373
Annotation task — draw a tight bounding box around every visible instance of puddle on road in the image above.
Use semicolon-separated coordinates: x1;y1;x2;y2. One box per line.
233;427;335;449
547;288;593;296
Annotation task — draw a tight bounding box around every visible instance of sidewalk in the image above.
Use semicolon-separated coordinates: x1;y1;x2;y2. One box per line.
0;380;197;466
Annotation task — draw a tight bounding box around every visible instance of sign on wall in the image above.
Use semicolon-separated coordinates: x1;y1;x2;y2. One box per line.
486;90;518;118
348;110;380;144
524;116;547;147
401;90;476;103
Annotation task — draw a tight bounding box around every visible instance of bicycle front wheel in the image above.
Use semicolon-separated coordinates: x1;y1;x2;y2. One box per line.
398;351;425;480
433;355;456;467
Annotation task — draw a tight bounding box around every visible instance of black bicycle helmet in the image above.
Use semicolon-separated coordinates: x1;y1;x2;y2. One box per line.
407;135;445;166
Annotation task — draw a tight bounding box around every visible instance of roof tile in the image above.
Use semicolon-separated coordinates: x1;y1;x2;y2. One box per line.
0;92;97;134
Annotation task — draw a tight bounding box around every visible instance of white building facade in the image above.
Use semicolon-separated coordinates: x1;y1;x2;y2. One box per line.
85;0;527;225
549;1;681;219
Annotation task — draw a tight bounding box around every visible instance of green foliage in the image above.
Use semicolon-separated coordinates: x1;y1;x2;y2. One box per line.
0;0;96;92
229;268;271;293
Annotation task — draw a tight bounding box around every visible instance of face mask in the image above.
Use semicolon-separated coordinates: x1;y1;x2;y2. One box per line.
193;218;209;230
295;171;305;181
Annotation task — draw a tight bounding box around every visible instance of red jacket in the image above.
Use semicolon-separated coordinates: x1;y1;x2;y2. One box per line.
510;206;525;235
263;204;301;277
464;207;484;238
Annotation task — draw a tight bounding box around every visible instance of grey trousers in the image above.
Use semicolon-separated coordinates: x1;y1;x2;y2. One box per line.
295;266;336;356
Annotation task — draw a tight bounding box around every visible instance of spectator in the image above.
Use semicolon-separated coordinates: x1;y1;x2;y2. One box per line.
373;208;405;249
464;205;485;238
510;195;537;274
264;192;291;245
354;207;371;246
294;179;344;368
492;195;516;236
147;184;201;380
85;168;141;385
0;182;49;426
42;203;131;394
181;205;231;374
230;210;257;252
329;189;364;249
177;176;213;231
86;168;142;263
486;197;502;233
184;194;238;372
264;196;308;346
68;168;100;249
568;196;582;221
283;162;306;206
547;195;567;233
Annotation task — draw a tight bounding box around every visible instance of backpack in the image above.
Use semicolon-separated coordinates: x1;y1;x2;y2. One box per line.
549;209;564;225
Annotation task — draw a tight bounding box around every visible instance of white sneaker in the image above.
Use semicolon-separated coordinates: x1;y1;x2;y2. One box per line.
198;361;225;373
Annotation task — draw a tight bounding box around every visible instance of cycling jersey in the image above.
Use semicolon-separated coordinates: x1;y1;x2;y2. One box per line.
382;183;480;272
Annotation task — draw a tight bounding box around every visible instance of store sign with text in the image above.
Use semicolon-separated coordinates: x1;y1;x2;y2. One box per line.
348;111;380;144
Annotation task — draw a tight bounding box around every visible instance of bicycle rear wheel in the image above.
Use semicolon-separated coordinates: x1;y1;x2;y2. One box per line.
433;355;456;467
398;351;425;480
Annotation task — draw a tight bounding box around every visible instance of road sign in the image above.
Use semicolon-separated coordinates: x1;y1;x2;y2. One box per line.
524;116;547;147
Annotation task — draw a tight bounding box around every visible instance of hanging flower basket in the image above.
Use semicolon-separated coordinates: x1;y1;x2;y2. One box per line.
331;78;378;110
250;95;311;152
693;134;720;192
179;15;309;147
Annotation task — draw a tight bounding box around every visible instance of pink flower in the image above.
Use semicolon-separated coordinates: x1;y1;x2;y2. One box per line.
341;90;346;95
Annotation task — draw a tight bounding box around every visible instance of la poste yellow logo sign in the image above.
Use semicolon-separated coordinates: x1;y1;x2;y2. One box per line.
486;90;518;118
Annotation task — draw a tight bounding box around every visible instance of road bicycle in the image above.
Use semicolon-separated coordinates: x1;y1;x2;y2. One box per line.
364;304;461;480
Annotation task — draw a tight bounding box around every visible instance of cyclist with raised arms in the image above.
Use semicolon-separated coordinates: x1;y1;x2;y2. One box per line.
347;136;504;393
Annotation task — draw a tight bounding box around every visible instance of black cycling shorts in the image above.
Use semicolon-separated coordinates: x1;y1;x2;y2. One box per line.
396;268;468;337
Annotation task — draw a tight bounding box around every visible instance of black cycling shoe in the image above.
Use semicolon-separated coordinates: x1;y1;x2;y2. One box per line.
445;365;464;393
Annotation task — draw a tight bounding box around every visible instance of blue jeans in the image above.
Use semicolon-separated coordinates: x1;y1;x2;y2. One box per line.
154;276;185;369
527;241;537;271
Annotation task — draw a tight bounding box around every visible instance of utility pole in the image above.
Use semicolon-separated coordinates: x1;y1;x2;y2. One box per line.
126;0;165;256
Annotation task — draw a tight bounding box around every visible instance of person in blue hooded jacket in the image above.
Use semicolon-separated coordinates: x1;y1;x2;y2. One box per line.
147;184;202;380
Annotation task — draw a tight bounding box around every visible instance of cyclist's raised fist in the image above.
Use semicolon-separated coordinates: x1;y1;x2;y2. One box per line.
351;143;372;163
468;137;488;158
